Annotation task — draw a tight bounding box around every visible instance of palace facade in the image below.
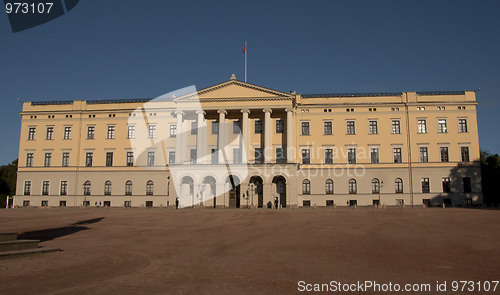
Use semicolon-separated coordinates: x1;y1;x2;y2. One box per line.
14;76;482;208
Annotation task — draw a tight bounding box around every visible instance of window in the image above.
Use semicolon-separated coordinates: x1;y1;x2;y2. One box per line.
346;121;355;135
234;148;242;164
323;121;332;135
463;177;471;193
369;121;378;134
276;119;284;133
301;122;310;135
349;179;357;194
146;180;154;195
442;177;450;193
417;119;427;133
190;149;197;164
303;200;311;207
125;180;133;196
326;200;334;206
148;125;156;138
233;121;241;134
370;148;379;164
60;181;68;195
87;126;95;139
421;178;430;193
59;201;66;207
325;179;334;194
28;127;36;140
170;125;177;137
85;152;93;167
440;147;449;162
41;200;48;207
106;152;113;167
395;178;403;194
42;181;50;195
392;120;401;134
393;148;402;163
372;178;380;194
26;153;33;167
24;181;31;195
64;126;72;140
458;119;468;133
302;179;310;195
83;181;91;195
62;152;70;167
104;181;112;195
126;152;134;166
23;200;30;207
253;120;262;134
461;147;470;162
348;148;356;164
211;149;218;164
169;151;176;165
147;152;155;166
127;125;135;139
419;147;428;163
124;201;131;207
211;121;219;134
325;149;333;164
44;152;52;167
276;147;285;163
191;121;197;135
438;119;447;133
46;127;54;140
396;199;404;206
301;149;310;164
107;125;115;139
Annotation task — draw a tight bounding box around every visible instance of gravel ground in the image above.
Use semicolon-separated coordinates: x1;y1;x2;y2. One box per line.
0;207;499;295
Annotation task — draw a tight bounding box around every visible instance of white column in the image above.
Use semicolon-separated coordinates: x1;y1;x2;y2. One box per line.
263;108;272;163
175;110;184;164
196;110;205;164
217;109;227;164
241;109;250;163
286;107;294;163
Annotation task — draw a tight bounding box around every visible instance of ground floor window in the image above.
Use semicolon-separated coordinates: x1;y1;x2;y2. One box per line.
303;200;311;207
146;201;153;207
124;201;131;207
83;200;90;206
59;201;66;207
326;200;334;206
373;199;380;206
23;200;30;207
103;201;111;207
443;198;451;206
41;200;48;207
396;199;404;206
422;199;431;206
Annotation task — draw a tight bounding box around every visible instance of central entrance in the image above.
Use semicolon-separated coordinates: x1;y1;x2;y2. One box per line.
273;176;287;208
226;175;240;208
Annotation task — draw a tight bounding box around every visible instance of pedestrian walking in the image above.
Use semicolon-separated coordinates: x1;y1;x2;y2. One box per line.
175;197;179;209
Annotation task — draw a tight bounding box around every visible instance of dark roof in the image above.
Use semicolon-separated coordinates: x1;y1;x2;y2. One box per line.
301;92;402;98
415;91;465;95
31;101;73;106
86;98;154;104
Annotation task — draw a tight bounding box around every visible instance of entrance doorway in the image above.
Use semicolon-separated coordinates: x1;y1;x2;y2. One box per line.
273;176;287;208
226;175;240;208
250;176;264;208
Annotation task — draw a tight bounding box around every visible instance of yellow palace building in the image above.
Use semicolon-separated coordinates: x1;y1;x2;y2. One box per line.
14;75;482;208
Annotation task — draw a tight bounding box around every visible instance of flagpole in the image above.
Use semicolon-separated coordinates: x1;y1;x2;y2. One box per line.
244;41;247;82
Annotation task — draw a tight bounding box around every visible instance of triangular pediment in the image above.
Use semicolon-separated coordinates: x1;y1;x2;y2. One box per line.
174;79;294;102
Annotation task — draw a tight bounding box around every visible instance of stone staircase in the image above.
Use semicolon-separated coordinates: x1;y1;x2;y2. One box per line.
0;232;60;259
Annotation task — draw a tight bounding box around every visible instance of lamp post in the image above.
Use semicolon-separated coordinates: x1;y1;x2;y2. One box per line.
82;184;87;208
249;183;255;207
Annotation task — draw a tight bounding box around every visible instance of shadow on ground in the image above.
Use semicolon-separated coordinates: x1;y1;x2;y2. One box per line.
18;217;105;242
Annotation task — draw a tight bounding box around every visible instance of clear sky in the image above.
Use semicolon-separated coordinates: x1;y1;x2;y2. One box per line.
0;0;499;165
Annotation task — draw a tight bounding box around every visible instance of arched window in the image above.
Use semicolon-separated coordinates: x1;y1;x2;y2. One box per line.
104;180;112;195
325;179;334;194
349;179;357;194
146;180;154;195
302;179;310;195
83;181;91;196
125;180;133;196
395;178;403;194
372;178;380;194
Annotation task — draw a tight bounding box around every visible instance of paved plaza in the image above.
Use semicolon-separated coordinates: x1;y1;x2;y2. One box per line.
0;207;499;294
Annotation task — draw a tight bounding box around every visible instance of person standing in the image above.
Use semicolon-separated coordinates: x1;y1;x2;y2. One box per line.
175;197;179;210
274;196;279;210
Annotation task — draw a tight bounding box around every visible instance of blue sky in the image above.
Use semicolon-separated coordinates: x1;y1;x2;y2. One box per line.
0;0;499;165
